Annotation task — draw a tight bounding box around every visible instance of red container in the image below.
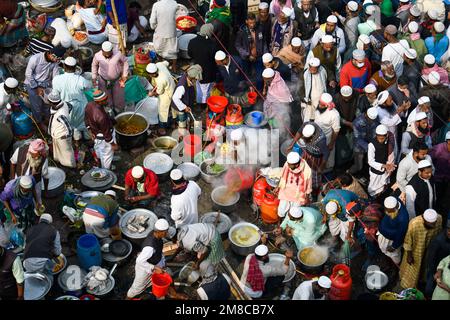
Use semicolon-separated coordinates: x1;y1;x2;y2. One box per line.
253;177;269;206
225;104;244;126
260;193;280;224
134;51;150;65
329;264;352;300
176;16;198;32
247;92;257;105
224;167;254;192
183;134;201;158
151;272;172;298
207;96;228;113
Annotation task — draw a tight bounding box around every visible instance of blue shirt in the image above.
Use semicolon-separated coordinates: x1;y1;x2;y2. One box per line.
105;0;127;25
378;203;409;249
425;36;449;63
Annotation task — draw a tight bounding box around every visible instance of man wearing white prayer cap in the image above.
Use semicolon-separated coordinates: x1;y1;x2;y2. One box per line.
407;95;433;126
302;55;327;116
310;12;346;54
214;50;226;61
124;165;160;207
276;36;306;73
399;207;441;289
340;48;370;92
293;275;331;300
240;243;293;298
126;218;170;299
404;158;435;219
333;1;360;48
422;54;450;85
0;77;19;122
425;22;448;64
269;6;296;56
427;71;440;85
169;166;201;228
377;195;409;265
402;47;423;93
262;68;275;79
400;107;432;156
258;2;268;10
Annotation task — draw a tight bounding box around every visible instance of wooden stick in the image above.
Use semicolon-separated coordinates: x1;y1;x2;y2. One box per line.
217;263;243;300
112;184;126;191
220;258;252;300
110;0;126;54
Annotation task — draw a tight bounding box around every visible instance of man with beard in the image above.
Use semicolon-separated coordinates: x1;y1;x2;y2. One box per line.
367;124;396;198
421;54;450;86
357;84;378;114
378;196;410;265
10;139;49;203
47;91;76;168
301;58;327;119
396;142;434;194
404;160;436;219
425;221;450;298
340;49;371;93
240;244;292;298
276;152;312;217
304;93;341;173
270;7;297;56
292;276;331;300
370;61;398;91
401;112;432;156
307;35;341;93
350;107;380;175
399;209;442;289
402;48;422;94
293;0;320;49
310;15;346;54
257;2;272;51
407;96;433;127
276;37;306;75
288;123;329;197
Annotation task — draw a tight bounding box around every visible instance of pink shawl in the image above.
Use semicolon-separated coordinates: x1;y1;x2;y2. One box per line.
267;71;293;103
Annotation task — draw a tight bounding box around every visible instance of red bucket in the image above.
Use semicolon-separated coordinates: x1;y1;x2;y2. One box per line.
207;96;228;113
247;92;257;105
151;273;172;298
183;134;202;158
224;167;254;192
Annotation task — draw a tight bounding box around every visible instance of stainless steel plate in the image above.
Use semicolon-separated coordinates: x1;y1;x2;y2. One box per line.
119;209;158;239
143;152;174;175
24;272;53;300
42;167;66;191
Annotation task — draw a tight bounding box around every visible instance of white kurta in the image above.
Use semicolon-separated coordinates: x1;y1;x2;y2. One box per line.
377;232;402;265
49;103;76;168
0;83;13;123
149;0;178;59
170;181;202;228
76;7;108;44
381;40;410;77
328;216;350;242
376;106;402;159
367;142;395;197
405;181;433;220
292;280;326;300
149;62;176;123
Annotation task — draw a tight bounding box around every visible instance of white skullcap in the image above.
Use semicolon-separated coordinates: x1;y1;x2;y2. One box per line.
64;56;77;67
170;168;183;181
325;201;338;215
405;48;417;59
102;41;113;52
320;92;333;104
409;5;421;17
418;96;430;105
258;2;269;9
366;107;378;120
415;112;428;121
365;5;376;15
281;7;293;17
262;53;273;63
408;21;419;33
289;207;303;218
423;209;438;223
353;49;366;60
359;34;370;44
399;0;409;2
376;124;388;135
4;77;18;89
105;190;116;198
48;90;61;103
230;128;243;141
327;15;338;23
19;176;33;188
348;1;358;11
309;57;321;67
255;244;269;256
424;54;436;65
377;90;390;105
146;63;158;73
364;83;377;93
302;124;316;138
154;218;169;231
446;131;450;140
434;21;445;33
418;159;432;169
321;34;334;43
215;50;226;61
340;85;353;97
318;276;332;289
40;213;53;224
428;71;440;85
73;128;82;140
287;151;300;164
131;166;144;179
384;196;398;209
428;8;439;20
262;68;275;78
291;37;302;47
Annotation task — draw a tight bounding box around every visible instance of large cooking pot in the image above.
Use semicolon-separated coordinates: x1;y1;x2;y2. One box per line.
58;265;87;297
297;246;329;274
200;159;227;184
211;186;240;214
177;162;200;181
114;112;149;150
43;167;66;198
228;222;261;256
152;136;179;155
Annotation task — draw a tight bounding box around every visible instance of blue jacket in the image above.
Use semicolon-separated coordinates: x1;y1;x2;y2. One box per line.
378;203;409;249
425;36;449;63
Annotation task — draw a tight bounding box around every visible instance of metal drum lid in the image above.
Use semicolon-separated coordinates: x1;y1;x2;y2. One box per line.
143;152;174;175
177;162;200;180
24;272;52;300
81;169;117;190
42;167;66;191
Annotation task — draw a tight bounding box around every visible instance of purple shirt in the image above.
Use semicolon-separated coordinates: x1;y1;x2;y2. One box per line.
429;142;450;183
0;178;35;212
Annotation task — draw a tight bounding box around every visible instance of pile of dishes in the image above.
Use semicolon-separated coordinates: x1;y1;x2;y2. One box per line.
81;168;117;191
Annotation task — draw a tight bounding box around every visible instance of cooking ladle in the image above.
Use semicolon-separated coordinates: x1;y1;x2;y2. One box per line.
123;96;151;124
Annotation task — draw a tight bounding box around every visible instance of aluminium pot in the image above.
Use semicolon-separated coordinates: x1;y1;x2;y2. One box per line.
228;222;261;256
114;112;149;150
297;246;329;274
151;136;179;155
199;159;226;184
211;186;240;214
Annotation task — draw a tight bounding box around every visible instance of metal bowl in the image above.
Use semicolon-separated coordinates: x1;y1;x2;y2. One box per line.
143;152;174;176
228;222;261;256
119;209;158;240
297;246;329;274
199;212;233;235
52;254;67;275
58;265;87;295
177;162;200;181
268;253;296;283
86;276;115;297
99;238;133;265
199;158;227;184
24;272;53;300
365;265;389;292
211;186;240;213
152;136;179;155
43;167;66;198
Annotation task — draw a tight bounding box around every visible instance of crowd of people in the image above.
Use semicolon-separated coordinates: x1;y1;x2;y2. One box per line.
0;0;449;301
